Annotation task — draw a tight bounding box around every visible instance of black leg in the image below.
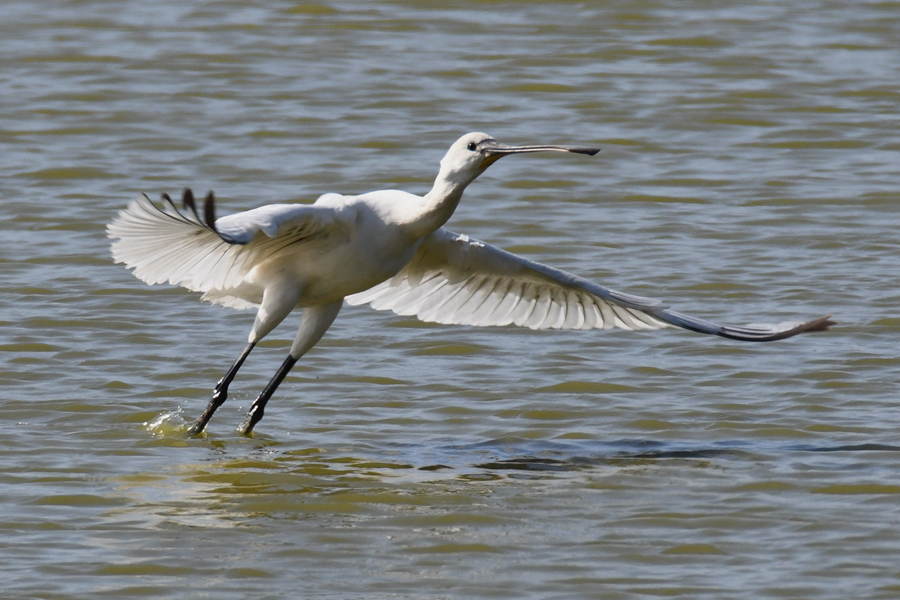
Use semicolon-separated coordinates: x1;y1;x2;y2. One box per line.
187;342;256;436
238;354;298;435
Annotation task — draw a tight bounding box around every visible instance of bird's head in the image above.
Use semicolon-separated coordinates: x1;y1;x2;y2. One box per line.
439;132;600;185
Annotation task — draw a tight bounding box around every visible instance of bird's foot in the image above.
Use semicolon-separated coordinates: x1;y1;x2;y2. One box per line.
237;405;264;436
186;388;228;437
186;419;207;437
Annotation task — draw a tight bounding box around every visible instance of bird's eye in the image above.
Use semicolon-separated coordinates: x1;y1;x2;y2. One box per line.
466;142;478;151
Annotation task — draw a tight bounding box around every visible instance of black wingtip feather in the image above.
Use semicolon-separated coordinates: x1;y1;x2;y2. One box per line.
801;315;836;333
182;188;200;221
766;314;836;341
203;191;218;232
723;314;836;342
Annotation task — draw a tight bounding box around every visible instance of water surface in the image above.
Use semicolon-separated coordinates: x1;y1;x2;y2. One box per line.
1;1;899;598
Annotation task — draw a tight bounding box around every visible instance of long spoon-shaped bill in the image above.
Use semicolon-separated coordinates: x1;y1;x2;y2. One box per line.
483;141;600;157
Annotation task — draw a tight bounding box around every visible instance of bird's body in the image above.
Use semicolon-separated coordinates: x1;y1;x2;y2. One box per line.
108;132;832;435
213;192;425;309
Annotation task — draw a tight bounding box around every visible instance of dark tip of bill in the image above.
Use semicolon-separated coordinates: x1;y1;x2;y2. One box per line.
561;145;600;156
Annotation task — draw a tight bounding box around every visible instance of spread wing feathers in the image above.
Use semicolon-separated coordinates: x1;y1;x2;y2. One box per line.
346;228;834;341
107;192;337;307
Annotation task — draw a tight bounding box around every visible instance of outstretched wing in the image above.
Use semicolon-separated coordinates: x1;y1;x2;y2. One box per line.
346;228;833;341
107;192;343;308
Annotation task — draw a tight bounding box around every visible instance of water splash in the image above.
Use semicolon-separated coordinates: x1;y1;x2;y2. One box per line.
143;408;190;438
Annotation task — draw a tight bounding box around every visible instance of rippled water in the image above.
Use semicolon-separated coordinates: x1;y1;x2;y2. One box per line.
2;0;899;598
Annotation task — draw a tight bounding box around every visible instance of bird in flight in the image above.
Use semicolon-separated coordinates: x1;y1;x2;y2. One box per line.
108;132;833;436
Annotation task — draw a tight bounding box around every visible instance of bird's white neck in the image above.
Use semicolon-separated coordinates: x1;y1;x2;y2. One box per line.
402;159;482;240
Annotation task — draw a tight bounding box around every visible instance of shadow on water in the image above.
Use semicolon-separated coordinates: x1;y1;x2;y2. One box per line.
117;423;900;529
462;440;900;473
145;413;900;477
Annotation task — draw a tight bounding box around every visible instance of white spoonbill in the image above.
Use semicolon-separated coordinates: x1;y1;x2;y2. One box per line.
107;132;833;435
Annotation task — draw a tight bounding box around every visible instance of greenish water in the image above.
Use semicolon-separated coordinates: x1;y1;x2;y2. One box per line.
1;1;899;598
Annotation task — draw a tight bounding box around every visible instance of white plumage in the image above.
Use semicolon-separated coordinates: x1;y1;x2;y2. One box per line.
345;228;670;331
109;197;343;310
108;132;833;436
